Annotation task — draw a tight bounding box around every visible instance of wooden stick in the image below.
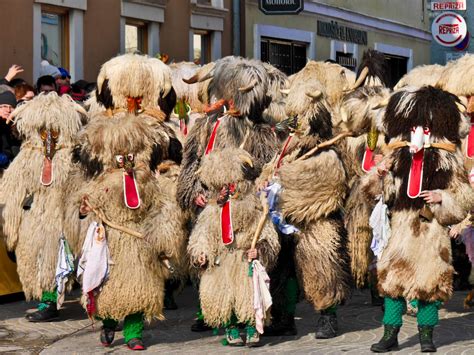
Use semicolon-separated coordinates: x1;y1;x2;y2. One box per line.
248;193;270;262
296;131;353;161
83;199;144;239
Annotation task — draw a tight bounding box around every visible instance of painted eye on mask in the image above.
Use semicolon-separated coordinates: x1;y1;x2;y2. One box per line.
115;155;124;167
127;154;134;162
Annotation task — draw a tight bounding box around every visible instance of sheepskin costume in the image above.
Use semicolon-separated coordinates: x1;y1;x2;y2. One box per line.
335;50;392;288
65;114;187;323
288;61;356;108
362;86;473;352
394;64;445;90
177;56;280;212
188;148;279;328
0;93;84;301
264;80;351;337
168;62;204;139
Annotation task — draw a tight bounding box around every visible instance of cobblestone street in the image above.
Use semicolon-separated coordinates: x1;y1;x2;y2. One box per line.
0;288;473;354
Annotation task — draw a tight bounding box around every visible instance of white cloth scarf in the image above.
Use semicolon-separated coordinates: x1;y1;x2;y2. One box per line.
55;235;75;309
369;196;392;258
252;260;272;334
77;221;110;295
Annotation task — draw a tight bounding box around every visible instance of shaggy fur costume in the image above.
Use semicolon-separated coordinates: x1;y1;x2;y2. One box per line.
64;115;187;321
177;57;280;211
274;82;351;310
187;148;280;327
394;64;445;90
361;86;474;302
436;54;474;97
0;93;84;300
289;61;356;108
335;60;392;287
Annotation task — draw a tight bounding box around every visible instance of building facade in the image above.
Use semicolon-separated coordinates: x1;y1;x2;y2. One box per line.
242;0;432;87
0;0;432;87
0;0;233;83
429;0;474;64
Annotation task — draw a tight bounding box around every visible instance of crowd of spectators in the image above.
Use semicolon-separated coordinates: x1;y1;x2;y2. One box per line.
0;61;96;172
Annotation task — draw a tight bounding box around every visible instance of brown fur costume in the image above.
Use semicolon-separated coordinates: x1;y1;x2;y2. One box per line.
334;51;392;287
64;115;187;321
275;81;351;310
187;148;280;326
289;61;356;108
0;93;85;300
361;86;474;302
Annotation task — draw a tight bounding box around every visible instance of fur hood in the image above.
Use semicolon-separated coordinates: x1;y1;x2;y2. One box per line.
96;53;172;111
11;92;84;145
437;54;474;96
73;113;168;177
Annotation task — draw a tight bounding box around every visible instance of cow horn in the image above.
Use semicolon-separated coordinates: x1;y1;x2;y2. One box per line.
183;71;214;84
238;79;257;93
340;107;349;122
305;90;322;100
239;154;253;168
372;97;389;110
280;89;290;95
456;101;467;113
183;74;199;84
351;66;369;90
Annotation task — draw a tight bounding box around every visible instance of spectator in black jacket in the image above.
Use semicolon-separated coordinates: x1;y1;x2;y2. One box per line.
0;90;20;169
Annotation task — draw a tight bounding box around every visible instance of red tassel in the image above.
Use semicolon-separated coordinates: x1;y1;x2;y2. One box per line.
86;291;96;318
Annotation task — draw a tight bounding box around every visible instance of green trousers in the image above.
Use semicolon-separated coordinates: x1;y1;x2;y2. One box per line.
41;290;57;303
102;313;144;342
383;297;439;327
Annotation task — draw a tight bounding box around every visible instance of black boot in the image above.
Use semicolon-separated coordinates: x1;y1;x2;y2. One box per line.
264;314;297;336
100;326;116;347
190;318;212;332
25;301;59;322
370;325;400;352
315;311;338;339
418;326;436;353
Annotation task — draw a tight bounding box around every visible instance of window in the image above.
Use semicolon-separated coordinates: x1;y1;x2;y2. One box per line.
384;54;408;89
336;51;357;70
193;31;211;65
261;37;307;75
125;20;148;54
41;9;69;68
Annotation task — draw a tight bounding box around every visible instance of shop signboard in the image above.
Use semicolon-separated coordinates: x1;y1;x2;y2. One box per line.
431;1;466;11
432;11;468;47
258;0;304;15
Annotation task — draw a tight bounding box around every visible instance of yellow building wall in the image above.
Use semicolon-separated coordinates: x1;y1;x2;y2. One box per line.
244;1;431;68
317;0;430;31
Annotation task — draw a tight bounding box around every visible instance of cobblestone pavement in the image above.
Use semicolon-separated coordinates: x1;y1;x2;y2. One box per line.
0;288;473;354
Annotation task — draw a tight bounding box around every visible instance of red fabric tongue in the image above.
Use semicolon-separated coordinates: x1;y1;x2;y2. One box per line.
205;117;222;155
41;158;53;186
220;200;234;245
276;134;293;170
467;120;474;159
362;148;376;173
123;172;140;209
407;149;424;199
179;119;188;136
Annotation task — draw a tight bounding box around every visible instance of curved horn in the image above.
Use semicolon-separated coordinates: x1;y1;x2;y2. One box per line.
305;90;322;100
162;78;172;98
351;66;369;90
238;154;253;168
456;101;467;113
340;107;349;122
280;89;290;95
371;97;390;110
238;79;257;93
182;70;214;85
183;74;199;84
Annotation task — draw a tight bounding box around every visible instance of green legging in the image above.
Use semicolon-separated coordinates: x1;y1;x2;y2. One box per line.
41;290;58;303
383;297;439;327
102;313;144;342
